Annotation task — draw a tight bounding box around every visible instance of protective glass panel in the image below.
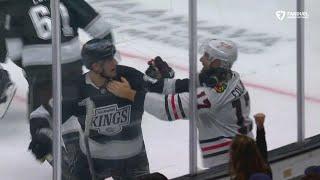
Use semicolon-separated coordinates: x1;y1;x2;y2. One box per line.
305;0;320;138
197;0;297;170
79;0;190;179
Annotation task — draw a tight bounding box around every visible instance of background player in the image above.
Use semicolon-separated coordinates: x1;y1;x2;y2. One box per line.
4;0;114;115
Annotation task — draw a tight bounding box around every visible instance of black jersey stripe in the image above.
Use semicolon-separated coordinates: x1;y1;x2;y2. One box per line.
177;94;186;118
203;149;229;158
164;95;172;121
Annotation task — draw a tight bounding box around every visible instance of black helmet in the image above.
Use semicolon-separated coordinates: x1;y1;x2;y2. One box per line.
81;38;116;69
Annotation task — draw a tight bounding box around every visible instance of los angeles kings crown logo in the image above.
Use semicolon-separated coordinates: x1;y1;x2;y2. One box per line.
92;104;131;136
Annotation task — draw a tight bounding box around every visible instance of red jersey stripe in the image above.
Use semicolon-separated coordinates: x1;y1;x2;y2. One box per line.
171;94;179;119
201;141;232;152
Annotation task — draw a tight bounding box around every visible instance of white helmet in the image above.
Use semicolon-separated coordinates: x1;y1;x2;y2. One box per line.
199;39;238;68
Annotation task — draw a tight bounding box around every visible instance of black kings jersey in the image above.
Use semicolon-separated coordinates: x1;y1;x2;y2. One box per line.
5;0;112;66
62;65;147;160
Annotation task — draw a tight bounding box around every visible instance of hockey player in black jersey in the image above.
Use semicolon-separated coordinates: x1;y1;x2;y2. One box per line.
4;0;114;114
29;39;159;180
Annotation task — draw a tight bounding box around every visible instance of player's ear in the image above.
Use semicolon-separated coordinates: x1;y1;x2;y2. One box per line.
91;62;101;73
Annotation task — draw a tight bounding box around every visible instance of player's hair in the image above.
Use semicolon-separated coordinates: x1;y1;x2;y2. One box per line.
229;135;271;180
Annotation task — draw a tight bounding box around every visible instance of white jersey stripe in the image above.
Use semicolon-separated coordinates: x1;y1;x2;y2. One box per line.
84;15;113;39
22;37;81;66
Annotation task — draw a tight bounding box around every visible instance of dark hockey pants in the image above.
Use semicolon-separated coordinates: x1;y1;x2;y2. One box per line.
24;60;83;114
61;140;150;180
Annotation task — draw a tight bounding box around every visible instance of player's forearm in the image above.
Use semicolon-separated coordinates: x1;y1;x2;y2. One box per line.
144;92;170;121
148;78;189;94
256;127;268;161
144;92;188;121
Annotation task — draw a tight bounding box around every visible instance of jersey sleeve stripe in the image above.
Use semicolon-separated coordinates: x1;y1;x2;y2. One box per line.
177;94;186;118
171;94;179;119
199;136;233;144
164;95;172;121
201;141;232;152
203;149;229;158
84;15;112;39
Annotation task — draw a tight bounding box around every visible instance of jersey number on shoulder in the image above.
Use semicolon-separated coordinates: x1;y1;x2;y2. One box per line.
232;92;250;133
29;4;74;40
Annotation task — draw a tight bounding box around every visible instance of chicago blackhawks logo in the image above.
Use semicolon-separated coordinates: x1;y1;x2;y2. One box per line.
92;104;131;136
214;83;227;93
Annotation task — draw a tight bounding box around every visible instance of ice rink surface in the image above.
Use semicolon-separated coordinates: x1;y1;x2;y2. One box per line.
1;0;319;179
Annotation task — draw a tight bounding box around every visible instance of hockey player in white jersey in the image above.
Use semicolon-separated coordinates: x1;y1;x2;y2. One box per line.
0;4;16;120
107;39;253;168
0;65;16;120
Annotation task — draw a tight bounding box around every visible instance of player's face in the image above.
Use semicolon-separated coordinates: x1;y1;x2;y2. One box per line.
101;58;118;78
200;52;221;71
200;52;213;70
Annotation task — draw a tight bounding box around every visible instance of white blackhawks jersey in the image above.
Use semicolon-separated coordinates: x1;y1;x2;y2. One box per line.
144;72;253;168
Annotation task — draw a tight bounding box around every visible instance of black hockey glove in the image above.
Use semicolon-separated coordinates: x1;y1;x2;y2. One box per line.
199;68;232;88
0;69;13;103
28;129;52;161
145;56;175;80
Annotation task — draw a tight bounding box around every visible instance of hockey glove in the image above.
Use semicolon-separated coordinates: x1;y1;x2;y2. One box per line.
28;128;52;162
145;56;175;80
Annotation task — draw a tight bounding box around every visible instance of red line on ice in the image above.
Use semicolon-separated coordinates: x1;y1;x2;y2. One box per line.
120;51;320;104
13;51;320;104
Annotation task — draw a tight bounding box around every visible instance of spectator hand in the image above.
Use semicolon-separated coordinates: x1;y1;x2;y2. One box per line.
254;113;265;130
145;56;175;80
107;77;136;101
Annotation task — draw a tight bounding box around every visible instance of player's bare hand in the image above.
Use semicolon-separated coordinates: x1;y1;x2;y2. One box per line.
254;113;265;130
107;77;136;101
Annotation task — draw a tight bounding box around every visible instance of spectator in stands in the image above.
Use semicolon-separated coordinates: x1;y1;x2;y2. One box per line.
249;173;272;180
229;113;272;180
254;113;268;163
302;166;320;180
229;134;272;180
